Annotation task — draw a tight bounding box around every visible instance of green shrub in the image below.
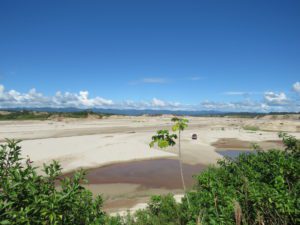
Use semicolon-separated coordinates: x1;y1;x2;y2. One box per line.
0;140;106;224
131;194;182;225
242;125;260;131
0;111;50;120
0;110;111;120
186;149;299;224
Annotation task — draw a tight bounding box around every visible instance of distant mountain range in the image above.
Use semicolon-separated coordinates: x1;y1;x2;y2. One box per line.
1;107;299;116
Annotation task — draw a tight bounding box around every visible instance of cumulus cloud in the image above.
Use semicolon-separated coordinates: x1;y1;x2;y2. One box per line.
150;98;181;109
0;83;299;112
201;100;270;112
205;88;300;112
200;99;298;112
51;91;114;108
0;84;114;108
120;100;150;109
201;89;299;112
293;82;300;93
151;98;166;107
264;92;288;105
0;84;184;110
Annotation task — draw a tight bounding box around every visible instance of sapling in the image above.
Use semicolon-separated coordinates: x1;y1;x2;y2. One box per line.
150;117;191;208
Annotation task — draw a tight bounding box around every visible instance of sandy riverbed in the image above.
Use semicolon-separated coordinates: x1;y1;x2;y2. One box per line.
1;115;299;213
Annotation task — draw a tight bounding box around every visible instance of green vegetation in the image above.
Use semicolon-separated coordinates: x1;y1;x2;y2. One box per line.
187;143;299;224
242;125;260;131
0;110;111;120
0;140;107;224
1;133;299;224
0;111;50;120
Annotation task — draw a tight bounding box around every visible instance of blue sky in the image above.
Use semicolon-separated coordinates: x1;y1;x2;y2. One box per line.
0;0;299;111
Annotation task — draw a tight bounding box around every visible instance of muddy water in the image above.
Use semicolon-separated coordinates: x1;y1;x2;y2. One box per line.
84;159;206;189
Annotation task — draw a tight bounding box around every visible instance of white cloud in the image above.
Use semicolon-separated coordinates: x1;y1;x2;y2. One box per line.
52;91;114;108
151;98;166;107
149;98;182;109
0;85;4;94
223;91;263;96
264;92;288;105
223;91;248;96
0;84;183;110
0;84;114;108
122;100;148;109
142;78;167;84
131;76;204;85
201;100;263;112
293;82;300;93
0;83;299;112
201;99;296;112
188;76;203;81
200;87;299;112
77;91;114;107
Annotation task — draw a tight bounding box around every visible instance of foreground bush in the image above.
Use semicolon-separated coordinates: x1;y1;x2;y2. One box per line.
0;140;107;224
187;150;299;224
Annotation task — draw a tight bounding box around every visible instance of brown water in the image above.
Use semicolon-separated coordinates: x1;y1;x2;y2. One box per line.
83;159;206;189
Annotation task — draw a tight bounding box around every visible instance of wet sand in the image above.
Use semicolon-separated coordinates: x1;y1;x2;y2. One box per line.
63;158;206;212
83;158;206;189
212;138;284;150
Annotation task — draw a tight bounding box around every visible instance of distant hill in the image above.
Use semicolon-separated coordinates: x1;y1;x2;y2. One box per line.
1;107;299;117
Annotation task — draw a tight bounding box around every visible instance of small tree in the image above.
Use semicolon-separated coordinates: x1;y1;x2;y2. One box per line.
150;117;190;208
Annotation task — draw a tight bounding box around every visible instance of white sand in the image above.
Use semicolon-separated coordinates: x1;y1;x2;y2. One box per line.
1;116;300;173
19;132;176;173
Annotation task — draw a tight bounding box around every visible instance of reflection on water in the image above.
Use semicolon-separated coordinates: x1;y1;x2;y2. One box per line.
83;159;206;189
216;150;256;158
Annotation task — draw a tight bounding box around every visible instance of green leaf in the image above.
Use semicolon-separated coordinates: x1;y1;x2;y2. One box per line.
149;129;177;149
